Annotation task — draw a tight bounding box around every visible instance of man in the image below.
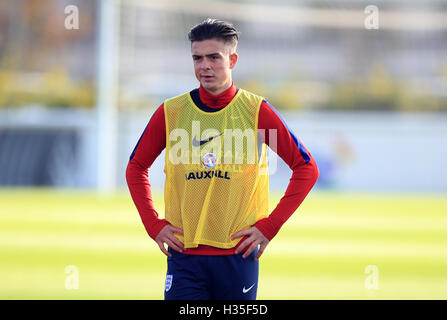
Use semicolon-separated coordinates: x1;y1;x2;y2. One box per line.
126;18;319;300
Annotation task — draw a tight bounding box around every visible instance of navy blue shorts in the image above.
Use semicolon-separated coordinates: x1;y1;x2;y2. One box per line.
164;247;259;300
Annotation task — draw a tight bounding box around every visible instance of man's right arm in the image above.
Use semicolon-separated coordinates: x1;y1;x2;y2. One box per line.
125;103;169;240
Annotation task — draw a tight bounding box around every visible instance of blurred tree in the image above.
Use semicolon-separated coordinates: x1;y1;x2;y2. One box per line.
0;0;96;108
329;64;404;111
0;68;94;108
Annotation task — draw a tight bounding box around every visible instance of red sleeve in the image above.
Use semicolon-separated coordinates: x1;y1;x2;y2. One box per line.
254;100;319;241
125;103;169;240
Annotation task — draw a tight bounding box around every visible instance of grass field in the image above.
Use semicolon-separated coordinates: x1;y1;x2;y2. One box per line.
1;188;447;299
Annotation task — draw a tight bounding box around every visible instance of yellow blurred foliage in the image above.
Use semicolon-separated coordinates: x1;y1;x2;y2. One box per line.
239;78;303;110
0;68;94;108
328;64;447;112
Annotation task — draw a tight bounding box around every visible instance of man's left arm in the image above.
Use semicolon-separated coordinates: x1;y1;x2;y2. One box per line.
232;100;319;260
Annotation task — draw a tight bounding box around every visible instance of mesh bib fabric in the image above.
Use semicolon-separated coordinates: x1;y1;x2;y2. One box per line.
164;89;269;249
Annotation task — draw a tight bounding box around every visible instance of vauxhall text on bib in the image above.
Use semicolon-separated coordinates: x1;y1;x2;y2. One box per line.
164;89;269;249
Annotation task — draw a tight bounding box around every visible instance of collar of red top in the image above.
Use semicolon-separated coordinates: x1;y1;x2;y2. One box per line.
198;83;237;109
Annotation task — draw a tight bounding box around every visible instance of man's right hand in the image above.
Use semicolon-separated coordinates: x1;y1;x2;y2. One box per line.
155;224;184;257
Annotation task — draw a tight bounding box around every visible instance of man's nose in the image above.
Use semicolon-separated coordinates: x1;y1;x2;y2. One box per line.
200;58;211;70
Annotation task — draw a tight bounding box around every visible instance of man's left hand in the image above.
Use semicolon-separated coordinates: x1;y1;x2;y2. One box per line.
231;226;269;260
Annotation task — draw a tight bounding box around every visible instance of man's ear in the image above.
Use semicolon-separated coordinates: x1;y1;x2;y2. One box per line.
229;52;238;69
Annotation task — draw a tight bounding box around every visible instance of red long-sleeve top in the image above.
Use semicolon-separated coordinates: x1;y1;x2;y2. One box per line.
126;83;319;255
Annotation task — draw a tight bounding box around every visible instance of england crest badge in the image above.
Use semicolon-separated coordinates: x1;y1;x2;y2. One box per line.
202;152;217;169
165;274;173;292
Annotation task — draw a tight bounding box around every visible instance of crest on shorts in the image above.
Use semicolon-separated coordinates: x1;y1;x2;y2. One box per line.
202;153;217;169
165;274;173;292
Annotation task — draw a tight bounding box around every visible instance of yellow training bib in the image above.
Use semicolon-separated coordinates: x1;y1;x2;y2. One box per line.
163;88;269;249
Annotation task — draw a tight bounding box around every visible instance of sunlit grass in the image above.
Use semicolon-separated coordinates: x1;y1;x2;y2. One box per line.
1;189;446;299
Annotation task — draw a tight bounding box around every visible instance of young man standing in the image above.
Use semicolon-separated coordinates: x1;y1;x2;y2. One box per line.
126;19;319;300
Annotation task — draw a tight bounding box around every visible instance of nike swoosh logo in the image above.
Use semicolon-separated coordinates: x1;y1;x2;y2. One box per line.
192;133;223;147
242;283;255;294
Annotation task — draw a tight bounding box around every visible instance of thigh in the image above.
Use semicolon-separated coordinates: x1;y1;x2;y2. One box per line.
164;250;210;300
208;249;259;300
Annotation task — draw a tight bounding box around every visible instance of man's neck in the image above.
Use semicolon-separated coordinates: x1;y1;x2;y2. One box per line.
199;82;236;109
203;79;233;96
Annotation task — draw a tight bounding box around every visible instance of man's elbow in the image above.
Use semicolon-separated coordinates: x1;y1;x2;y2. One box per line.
310;157;320;185
125;160;133;186
126;158;149;186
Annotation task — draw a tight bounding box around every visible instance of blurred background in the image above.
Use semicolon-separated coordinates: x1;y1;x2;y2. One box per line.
1;0;446;299
1;0;447;191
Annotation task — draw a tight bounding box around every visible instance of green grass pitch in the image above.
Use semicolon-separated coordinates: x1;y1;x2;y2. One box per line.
1;189;446;299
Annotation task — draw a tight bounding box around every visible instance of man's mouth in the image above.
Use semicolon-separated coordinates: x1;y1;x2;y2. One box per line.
201;75;214;80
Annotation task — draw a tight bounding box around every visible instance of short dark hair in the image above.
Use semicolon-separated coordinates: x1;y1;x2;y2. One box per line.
188;18;240;47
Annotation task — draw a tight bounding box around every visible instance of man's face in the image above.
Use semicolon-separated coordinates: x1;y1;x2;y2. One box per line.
191;39;238;95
